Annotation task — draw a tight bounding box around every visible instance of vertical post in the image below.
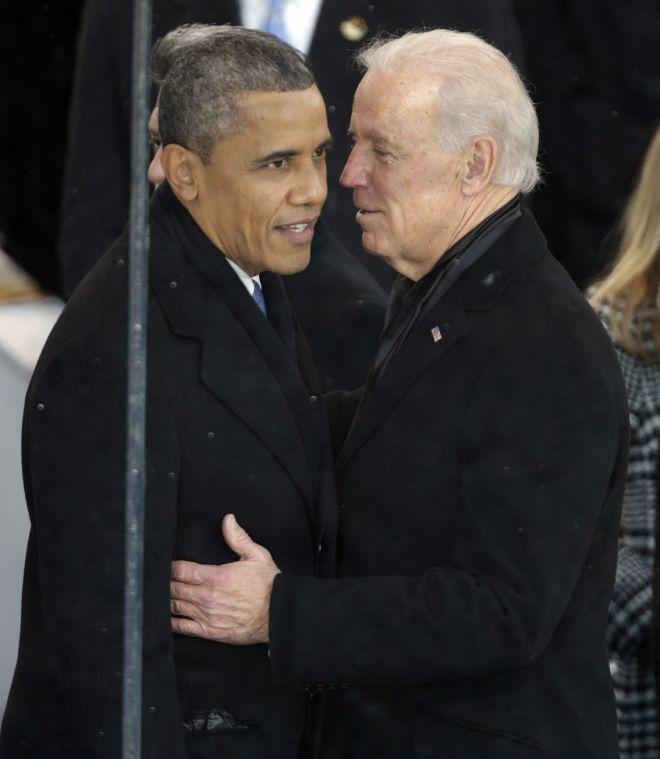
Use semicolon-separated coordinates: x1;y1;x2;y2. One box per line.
122;1;152;757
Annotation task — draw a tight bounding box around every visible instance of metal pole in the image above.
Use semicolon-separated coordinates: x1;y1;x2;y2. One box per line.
122;0;152;757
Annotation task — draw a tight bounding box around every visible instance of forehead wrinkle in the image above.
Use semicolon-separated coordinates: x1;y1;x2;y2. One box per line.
365;128;402;150
356;66;441;144
349;117;404;151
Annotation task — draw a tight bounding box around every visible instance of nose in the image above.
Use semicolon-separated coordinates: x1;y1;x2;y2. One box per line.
290;163;327;208
340;147;368;188
148;148;165;186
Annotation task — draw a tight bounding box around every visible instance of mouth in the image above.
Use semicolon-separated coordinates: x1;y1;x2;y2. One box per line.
356;208;381;223
275;217;318;244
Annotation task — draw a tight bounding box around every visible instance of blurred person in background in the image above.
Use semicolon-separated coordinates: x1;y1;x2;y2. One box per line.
590;125;660;758
515;0;660;290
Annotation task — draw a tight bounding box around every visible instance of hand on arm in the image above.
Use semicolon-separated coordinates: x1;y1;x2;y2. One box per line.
170;514;280;645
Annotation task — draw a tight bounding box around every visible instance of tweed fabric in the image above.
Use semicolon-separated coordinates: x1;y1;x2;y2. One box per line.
599;301;660;758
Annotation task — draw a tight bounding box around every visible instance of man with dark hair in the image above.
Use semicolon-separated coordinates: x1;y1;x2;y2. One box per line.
1;26;337;759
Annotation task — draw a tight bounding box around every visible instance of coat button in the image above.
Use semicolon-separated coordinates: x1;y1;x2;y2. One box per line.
36;403;45;411
309;395;318;404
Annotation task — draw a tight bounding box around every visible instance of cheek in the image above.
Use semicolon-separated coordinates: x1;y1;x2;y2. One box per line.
231;196;274;245
252;189;286;237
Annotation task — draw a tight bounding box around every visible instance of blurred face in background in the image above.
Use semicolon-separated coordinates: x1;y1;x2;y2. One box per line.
148;105;165;186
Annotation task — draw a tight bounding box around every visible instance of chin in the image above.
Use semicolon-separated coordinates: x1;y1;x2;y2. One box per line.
361;233;386;260
279;250;311;275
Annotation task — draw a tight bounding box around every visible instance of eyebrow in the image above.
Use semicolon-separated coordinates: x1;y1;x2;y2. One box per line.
348;128;400;151
253;137;334;165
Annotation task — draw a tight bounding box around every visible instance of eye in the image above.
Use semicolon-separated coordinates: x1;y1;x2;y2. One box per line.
373;147;395;164
149;137;162;154
265;158;288;169
313;146;328;160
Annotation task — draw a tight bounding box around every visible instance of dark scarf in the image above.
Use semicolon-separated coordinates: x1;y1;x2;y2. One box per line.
369;195;522;392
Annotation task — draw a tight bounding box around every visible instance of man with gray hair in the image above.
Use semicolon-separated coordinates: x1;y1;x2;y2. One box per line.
169;29;629;758
1;26;338;759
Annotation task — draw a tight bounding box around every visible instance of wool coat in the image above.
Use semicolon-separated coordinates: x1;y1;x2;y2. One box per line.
0;183;337;759
598;302;660;758
269;209;630;758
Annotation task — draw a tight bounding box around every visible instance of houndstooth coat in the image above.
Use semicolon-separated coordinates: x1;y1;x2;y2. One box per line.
599;302;660;758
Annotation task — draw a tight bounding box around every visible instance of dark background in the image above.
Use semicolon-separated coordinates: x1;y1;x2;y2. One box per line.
1;0;658;296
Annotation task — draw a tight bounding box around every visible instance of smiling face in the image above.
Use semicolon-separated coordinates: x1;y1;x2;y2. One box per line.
187;85;331;277
340;68;467;280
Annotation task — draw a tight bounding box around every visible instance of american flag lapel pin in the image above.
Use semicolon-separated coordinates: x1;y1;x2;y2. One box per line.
431;325;443;343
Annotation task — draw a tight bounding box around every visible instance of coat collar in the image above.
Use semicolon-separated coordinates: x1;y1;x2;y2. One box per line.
338;209;548;469
149;184;318;514
460;208;547;312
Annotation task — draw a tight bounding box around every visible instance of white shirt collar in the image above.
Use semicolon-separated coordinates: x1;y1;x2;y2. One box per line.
224;256;262;296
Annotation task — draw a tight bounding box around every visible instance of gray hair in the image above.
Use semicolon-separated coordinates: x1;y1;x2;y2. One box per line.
152;23;228;86
357;29;540;193
157;24;315;162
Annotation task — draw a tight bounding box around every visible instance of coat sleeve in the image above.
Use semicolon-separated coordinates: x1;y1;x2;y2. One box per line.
20;330;188;758
269;331;625;686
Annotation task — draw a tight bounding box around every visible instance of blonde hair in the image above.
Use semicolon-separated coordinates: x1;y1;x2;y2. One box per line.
590;126;660;360
356;29;540;193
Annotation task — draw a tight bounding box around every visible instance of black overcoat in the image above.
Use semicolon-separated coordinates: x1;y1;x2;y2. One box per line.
269;210;629;758
0;184;337;759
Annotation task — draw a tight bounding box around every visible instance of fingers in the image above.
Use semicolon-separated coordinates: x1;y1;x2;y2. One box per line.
170;598;200;619
170;581;204;604
169;578;202;603
171;615;205;638
171;560;207;583
222;513;261;561
222;514;274;564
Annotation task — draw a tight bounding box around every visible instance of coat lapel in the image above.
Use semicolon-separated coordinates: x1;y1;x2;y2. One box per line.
149;186;316;513
338;211;546;470
338;287;470;469
198;295;315;511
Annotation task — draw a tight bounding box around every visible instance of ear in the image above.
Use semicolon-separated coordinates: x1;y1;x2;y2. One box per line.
461;137;497;196
161;144;200;202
